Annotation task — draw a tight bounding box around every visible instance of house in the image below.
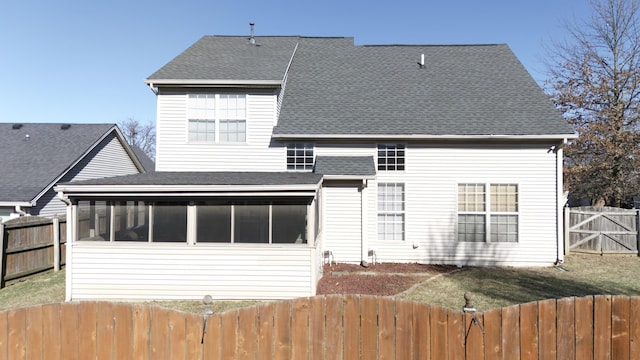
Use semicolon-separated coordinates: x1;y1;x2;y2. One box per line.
0;123;147;222
55;34;576;301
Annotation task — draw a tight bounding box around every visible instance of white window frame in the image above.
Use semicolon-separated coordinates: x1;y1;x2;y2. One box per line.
377;144;406;171
187;94;247;143
457;183;519;243
377;183;405;241
286;143;314;171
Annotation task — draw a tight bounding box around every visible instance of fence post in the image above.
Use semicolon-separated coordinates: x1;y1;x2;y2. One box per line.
53;216;60;271
564;206;570;255
636;210;640;257
0;222;5;288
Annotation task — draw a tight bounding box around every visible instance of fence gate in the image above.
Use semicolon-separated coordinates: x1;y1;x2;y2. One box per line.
566;206;639;254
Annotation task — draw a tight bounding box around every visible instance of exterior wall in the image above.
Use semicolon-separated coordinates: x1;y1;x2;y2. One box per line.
313;142;559;267
69;243;317;300
369;143;559;266
321;182;363;263
155;91;286;172
34;133;140;217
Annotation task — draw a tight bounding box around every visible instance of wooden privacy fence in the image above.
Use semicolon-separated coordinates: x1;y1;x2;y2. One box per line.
0;216;66;288
0;294;639;359
565;206;639;255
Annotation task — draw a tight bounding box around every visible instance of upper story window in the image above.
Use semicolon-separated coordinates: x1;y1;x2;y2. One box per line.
377;144;405;171
287;143;314;171
457;183;519;243
187;94;246;143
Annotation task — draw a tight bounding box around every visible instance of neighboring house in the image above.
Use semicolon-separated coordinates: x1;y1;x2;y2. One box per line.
0;123;146;222
55;34;576;301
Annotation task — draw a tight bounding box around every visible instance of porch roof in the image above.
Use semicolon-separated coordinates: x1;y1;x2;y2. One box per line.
313;156;376;180
55;171;323;197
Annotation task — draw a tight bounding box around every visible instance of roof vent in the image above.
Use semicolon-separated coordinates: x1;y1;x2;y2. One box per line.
61;124;71;130
12;124;23;130
418;53;425;69
249;22;256;44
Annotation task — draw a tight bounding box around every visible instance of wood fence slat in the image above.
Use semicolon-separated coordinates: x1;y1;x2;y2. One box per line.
221;309;239;359
519;302;538;360
60;302;79;360
575;296;594;360
131;304;150;360
149;306;169;360
0;310;7;360
483;309;502;360
447;309;465;360
114;304;134;360
556;297;576;359
360;296;377;360
96;302;115;360
238;306;258;360
168;309;187;360
184;313;204;360
7;308;26;360
430;306;447;360
538;299;557;360
594;295;612;359
325;295;344;360
343;295;360;360
630;297;640;359
395;299;413;360
202;314;221;360
41;303;61;360
25;306;42;360
611;296;630;360
258;303;275;360
274;301;292;360
377;297;395;360
412;302;430;359
464;313;484;360
501;305;520;359
291;298;310;360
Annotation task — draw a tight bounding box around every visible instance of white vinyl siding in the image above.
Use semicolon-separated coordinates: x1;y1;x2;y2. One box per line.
322;183;362;263
35;133;140;217
155;92;283;171
69;243;317;300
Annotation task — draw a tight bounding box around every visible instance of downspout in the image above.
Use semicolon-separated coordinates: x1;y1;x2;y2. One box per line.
146;82;158;96
555;139;567;264
360;179;369;267
14;205;28;216
58;191;73;301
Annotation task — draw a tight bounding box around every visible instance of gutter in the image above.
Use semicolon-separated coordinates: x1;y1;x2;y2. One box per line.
271;133;579;141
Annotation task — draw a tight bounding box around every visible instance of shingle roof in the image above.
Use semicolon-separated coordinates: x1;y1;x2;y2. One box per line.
274;42;573;137
313;156;376;177
0;123;115;203
58;171;322;187
146;36;305;82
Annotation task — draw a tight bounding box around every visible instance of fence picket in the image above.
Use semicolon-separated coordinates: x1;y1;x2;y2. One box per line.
42;304;61;360
556;297;576;359
238;306;259;360
168;309;187;360
291;298;310;360
412;302;431;359
342;295;360;360
538;299;557;360
221;309;239;359
447;309;465;360
611;296;630;360
257;303;275;360
430;305;448;359
202;313;221;360
7;308;26;359
501;305;520;359
25;306;43;360
184;312;204;360
60;302;79;360
274;301;292;359
575;296;594;360
378;296;395;360
395;300;413;360
149;306;169;360
630;298;640;359
360;296;377;360
131;304;150;360
464;313;484;360
325;295;344;360
483;309;501;360
594;295;612;359
519;302;538;360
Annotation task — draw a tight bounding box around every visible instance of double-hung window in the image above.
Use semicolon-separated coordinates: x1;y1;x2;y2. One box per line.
187;94;246;143
286;143;314;171
457;183;519;242
378;183;405;240
377;144;405;171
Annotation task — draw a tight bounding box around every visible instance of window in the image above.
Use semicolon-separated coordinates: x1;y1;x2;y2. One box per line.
457;183;518;242
378;144;405;171
378;183;405;240
287;143;314;171
187;94;246;143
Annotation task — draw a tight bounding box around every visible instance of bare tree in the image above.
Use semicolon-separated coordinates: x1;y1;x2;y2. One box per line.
118;118;156;160
548;0;640;206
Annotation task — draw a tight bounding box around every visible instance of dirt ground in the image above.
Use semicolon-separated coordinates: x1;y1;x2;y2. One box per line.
316;262;457;296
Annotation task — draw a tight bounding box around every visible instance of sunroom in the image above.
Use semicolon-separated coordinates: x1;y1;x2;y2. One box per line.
55;172;323;301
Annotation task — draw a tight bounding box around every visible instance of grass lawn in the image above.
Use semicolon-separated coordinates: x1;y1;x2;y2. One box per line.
400;253;640;311
0;253;638;313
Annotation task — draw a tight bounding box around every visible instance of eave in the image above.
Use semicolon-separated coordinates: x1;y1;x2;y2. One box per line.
271;133;578;141
144;79;282;88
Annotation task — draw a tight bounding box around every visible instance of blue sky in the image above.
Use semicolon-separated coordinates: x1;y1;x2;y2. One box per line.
0;0;590;125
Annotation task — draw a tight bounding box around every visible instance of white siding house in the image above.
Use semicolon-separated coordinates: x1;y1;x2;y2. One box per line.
57;35;575;301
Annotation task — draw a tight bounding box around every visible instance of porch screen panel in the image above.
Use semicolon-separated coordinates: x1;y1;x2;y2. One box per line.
114;201;148;242
152;202;187;242
77;201;111;241
197;205;232;243
234;205;269;243
272;204;307;244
